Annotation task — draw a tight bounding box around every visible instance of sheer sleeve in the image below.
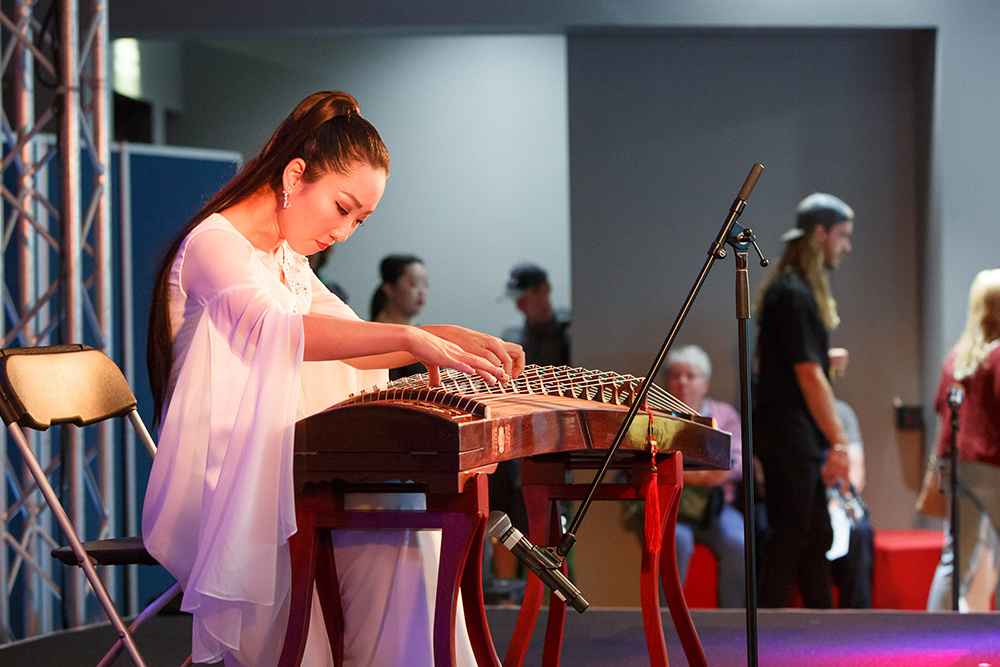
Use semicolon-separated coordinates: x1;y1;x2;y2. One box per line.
142;218;305;664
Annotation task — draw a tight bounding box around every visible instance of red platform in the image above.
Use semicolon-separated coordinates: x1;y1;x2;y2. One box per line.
682;528;946;610
683;544;719;609
872;529;944;610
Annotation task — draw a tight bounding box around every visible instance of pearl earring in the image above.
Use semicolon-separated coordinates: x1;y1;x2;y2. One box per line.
282;186;291;209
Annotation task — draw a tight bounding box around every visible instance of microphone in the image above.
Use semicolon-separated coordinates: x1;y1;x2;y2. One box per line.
735;163;765;205
487;510;590;613
948;385;964;411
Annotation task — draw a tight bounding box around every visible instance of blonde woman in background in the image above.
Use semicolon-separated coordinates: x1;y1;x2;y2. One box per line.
927;269;1000;611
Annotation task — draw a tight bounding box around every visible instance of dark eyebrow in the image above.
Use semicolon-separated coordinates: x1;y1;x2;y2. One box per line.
341;191;374;216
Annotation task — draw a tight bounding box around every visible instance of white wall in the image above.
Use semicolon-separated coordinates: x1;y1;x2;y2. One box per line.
169;35;570;338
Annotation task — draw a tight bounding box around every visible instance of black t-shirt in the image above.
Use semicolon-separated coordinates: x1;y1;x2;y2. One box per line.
504;315;571;367
753;269;830;462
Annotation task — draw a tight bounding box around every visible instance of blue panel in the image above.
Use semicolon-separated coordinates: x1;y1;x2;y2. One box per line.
128;151;239;424
124;149;239;611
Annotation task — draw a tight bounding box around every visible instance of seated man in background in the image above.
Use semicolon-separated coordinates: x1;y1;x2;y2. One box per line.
828;398;874;608
664;345;745;608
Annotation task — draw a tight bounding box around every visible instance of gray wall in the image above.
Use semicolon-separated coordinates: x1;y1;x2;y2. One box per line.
569;29;927;530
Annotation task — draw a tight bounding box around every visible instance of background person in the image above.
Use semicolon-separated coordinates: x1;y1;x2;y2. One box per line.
142;90;523;667
927;268;1000;612
829;398;874;609
500;262;570;367
663;345;745;608
370;253;430;379
486;263;571;589
753;192;854;609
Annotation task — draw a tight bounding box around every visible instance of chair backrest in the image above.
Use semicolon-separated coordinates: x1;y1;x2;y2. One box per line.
0;345;137;431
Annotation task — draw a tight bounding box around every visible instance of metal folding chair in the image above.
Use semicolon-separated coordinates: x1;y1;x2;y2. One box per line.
0;344;183;667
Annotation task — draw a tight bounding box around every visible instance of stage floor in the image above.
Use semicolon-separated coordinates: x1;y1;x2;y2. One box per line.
1;607;998;666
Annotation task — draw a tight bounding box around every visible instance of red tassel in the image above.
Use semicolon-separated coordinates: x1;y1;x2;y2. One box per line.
645;469;661;553
641;402;661;553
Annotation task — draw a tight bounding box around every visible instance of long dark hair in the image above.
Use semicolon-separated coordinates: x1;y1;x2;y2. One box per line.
147;91;390;427
369;254;423;321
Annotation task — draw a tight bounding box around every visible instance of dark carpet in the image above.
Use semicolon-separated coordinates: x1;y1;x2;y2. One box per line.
1;607;998;666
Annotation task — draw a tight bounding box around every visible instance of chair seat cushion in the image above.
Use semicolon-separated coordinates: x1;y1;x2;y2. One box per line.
51;536;159;566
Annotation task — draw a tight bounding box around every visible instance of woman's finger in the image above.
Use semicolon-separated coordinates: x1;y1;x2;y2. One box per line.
440;345;502;385
505;342;526;378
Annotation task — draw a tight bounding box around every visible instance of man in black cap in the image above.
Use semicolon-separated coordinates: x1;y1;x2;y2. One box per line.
753;192;854;608
501;263;571;367
486;264;571;593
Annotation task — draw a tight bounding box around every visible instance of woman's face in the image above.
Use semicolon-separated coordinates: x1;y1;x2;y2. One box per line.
665;362;708;410
384;262;429;318
281;162;386;256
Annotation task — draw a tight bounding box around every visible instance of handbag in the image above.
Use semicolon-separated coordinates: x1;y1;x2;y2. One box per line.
677;484;725;527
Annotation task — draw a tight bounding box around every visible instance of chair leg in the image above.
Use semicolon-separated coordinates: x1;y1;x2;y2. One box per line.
97;581;182;667
8;425;149;667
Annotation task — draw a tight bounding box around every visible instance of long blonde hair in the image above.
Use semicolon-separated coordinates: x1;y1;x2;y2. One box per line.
953;269;1000;380
756;229;840;330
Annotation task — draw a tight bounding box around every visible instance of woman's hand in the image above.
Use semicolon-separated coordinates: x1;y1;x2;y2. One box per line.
420;325;525;382
406;327;521;385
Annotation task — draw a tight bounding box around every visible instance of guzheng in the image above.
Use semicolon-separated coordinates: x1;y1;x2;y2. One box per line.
294;364;732;493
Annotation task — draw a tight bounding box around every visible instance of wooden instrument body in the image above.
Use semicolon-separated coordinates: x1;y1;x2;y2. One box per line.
285;367;728;667
294;388;731;493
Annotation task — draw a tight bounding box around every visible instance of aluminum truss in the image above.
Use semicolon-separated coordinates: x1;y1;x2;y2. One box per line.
0;0;114;641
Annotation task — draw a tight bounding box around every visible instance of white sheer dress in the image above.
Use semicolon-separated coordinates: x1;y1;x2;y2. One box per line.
142;213;475;666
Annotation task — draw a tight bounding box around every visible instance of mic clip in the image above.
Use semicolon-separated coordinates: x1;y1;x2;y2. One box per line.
531;544;565;570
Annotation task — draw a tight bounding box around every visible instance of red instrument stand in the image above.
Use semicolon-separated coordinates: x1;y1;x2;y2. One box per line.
278;473;501;667
503;452;707;667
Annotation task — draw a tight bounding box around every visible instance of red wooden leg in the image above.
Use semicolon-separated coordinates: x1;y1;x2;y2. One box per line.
657;455;708;667
278;507;319;667
436;509;478;667
460;474;502;667
503;481;551;667
542;500;566;667
640;466;674;667
461;515;502;667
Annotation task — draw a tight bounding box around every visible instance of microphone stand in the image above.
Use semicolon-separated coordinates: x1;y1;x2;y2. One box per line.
946;386;963;611
731;223;765;667
539;163;767;667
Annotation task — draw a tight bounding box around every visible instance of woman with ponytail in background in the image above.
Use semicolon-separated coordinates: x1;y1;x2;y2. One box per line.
370;254;429;379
